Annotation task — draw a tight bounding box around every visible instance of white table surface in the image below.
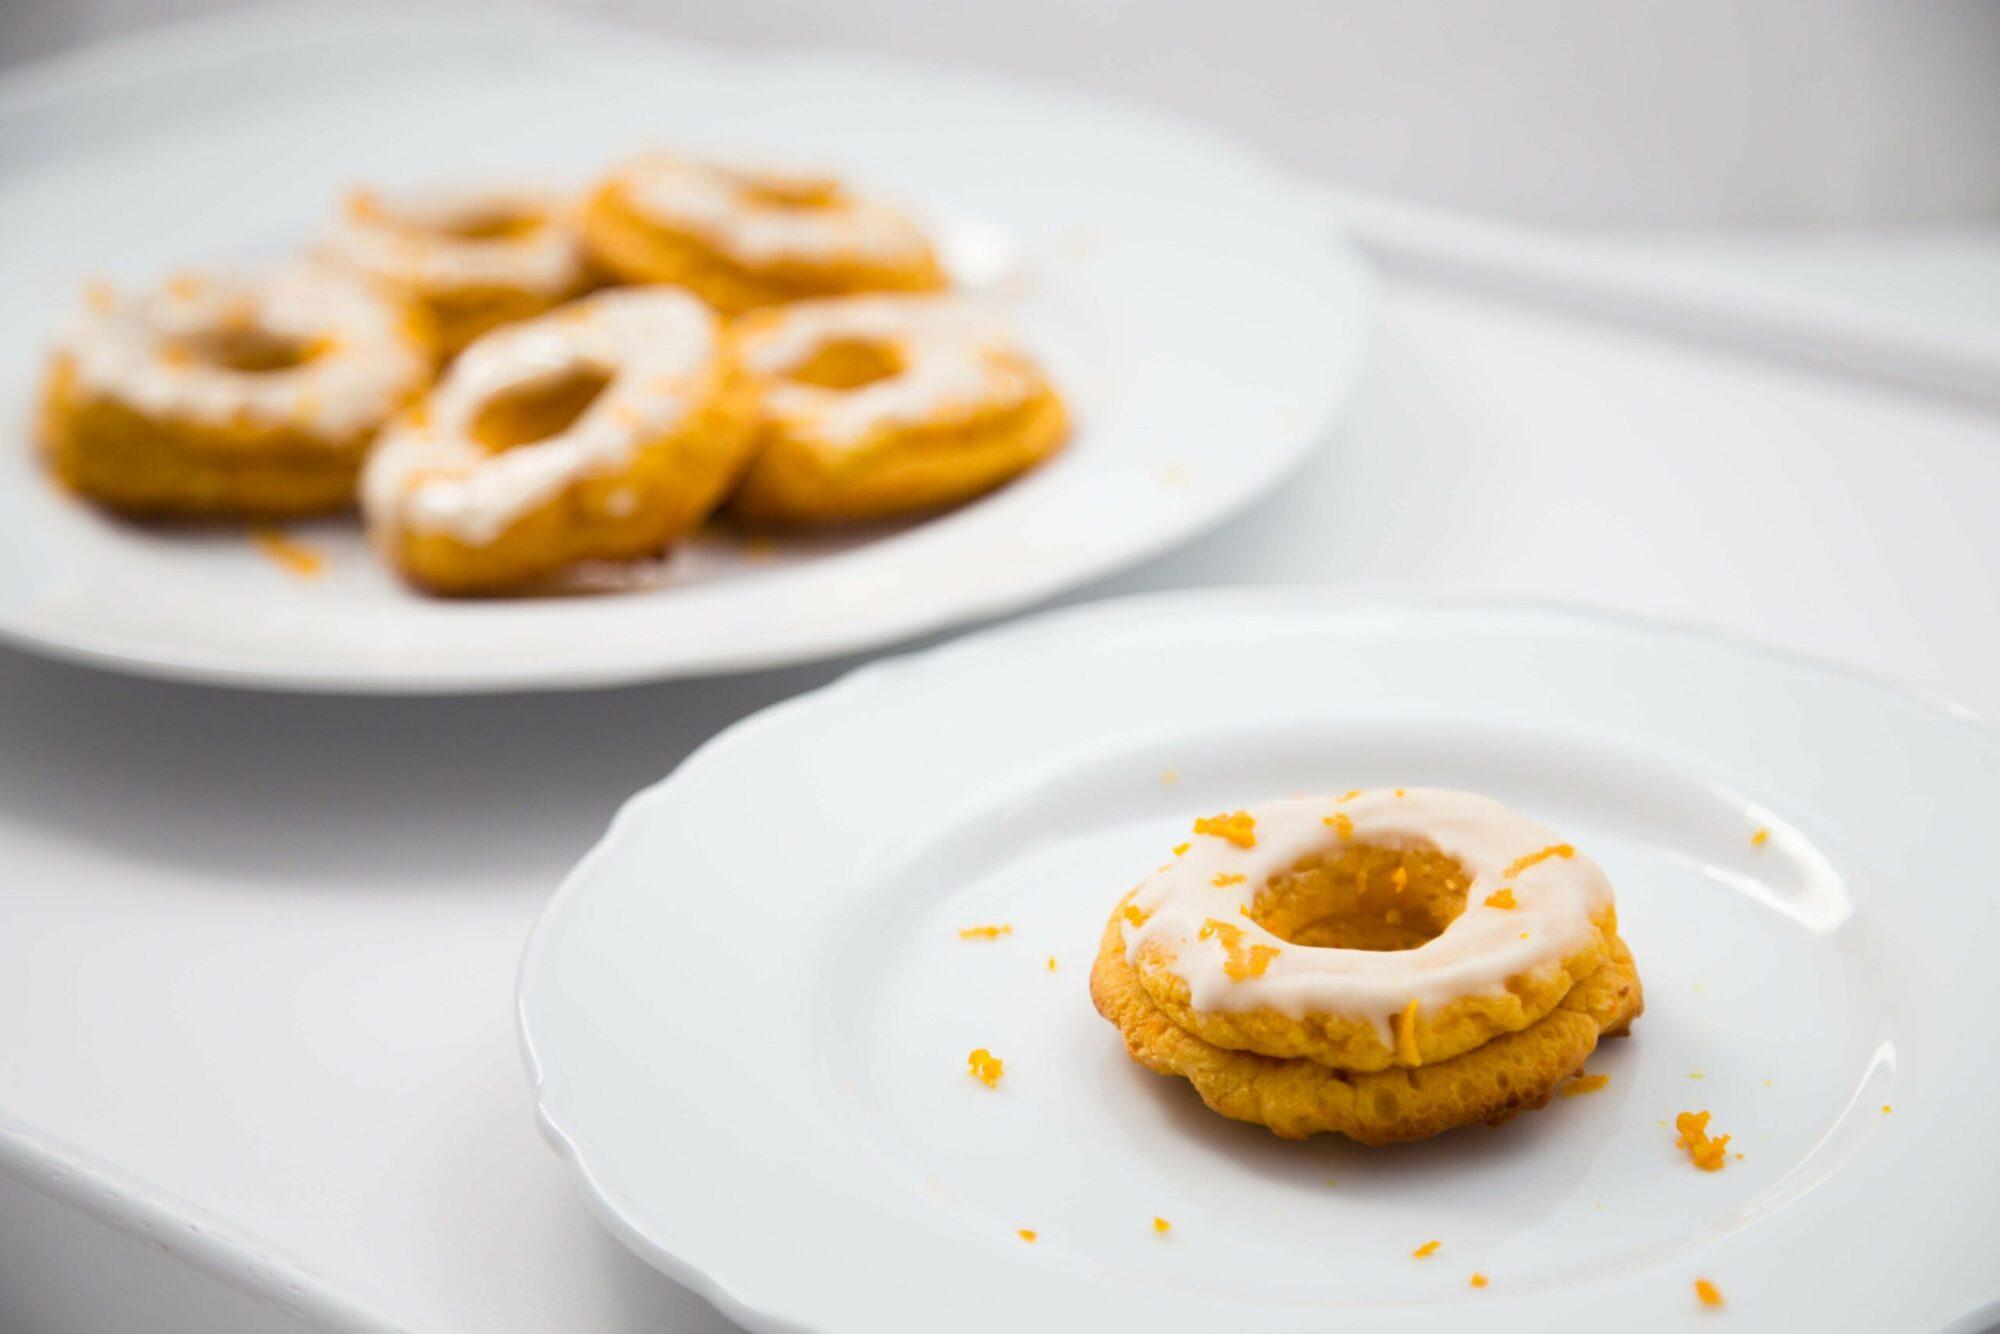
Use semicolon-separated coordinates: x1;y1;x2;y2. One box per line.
3;262;1998;1333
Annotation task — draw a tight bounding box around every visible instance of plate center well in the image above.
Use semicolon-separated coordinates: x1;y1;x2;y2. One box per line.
825;720;1894;1305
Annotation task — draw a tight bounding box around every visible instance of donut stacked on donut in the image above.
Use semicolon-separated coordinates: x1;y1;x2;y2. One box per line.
38;264;430;517
319;185;592;358
730;294;1069;526
361;288;755;594
583;154;947;314
1091;790;1643;1143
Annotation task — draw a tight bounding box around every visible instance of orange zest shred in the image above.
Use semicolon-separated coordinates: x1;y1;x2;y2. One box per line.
1559;1073;1610;1097
967;1048;1004;1088
1694;1277;1724;1308
1193;811;1257;848
1198;918;1280;980
1750;827;1770;847
1469;1273;1489;1289
1121;903;1150;927
1338;789;1361;802
1017;1228;1038;1243
1484;887;1517;909
1412;1240;1440;1259
1504;843;1574;877
1675;1110;1730;1170
1389;866;1408;894
1152;1217;1171;1234
1212;872;1246;887
1172;842;1191;857
958;924;1012;940
251;527;325;579
1323;811;1354;839
1046;956;1058;972
1394;999;1422;1066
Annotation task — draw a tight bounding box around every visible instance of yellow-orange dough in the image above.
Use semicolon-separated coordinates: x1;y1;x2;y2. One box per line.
727;295;1068;526
582;155;946;315
1090;792;1643;1143
320;185;593;358
39;267;429;518
361;288;755;595
1093;913;1641;1143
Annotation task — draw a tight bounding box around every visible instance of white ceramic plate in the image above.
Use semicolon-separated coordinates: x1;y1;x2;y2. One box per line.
0;5;1371;693
519;590;2000;1334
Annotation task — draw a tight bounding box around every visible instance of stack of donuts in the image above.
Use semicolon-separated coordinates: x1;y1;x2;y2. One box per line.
36;153;1070;595
1091;790;1644;1143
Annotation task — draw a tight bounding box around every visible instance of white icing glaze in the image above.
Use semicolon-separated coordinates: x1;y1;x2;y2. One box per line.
361;288;719;545
319;185;585;296
610;154;933;267
55;264;428;440
739;295;1041;447
1122;789;1614;1043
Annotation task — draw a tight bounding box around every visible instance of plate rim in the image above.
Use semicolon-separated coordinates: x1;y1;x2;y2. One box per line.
517;585;2000;1333
0;3;1376;695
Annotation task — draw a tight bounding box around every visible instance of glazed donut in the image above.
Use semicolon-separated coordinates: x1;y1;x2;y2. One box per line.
319;185;591;357
1090;790;1643;1143
38;265;430;517
361;287;756;595
582;154;947;314
728;294;1069;526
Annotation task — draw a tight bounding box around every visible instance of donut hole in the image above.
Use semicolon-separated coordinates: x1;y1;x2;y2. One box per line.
435;207;545;242
470;365;614;450
783;337;905;390
735;176;842;212
1248;844;1469;952
172;326;318;374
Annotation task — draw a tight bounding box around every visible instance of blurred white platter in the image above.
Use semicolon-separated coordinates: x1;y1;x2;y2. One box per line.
0;6;1371;693
520;590;2000;1333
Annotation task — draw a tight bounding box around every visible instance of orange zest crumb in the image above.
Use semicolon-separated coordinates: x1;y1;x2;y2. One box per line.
1152;1217;1171;1234
1121;903;1150;927
1323;811;1354;839
1172;842;1191;857
1559;1073;1610;1097
1484;887;1518;910
967;1048;1004;1088
1750;827;1770;847
1694;1277;1724;1308
1504;843;1574;877
958;924;1012;940
1469;1273;1489;1289
1193;811;1257;848
1675;1110;1730;1170
250;527;325;579
1412;1240;1440;1259
1395;999;1422;1066
1881;1103;1892;1114
1389;866;1408;894
1212;872;1246;887
1198;918;1280;980
1017;1229;1037;1243
1520;932;1531;939
1394;788;1406;798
